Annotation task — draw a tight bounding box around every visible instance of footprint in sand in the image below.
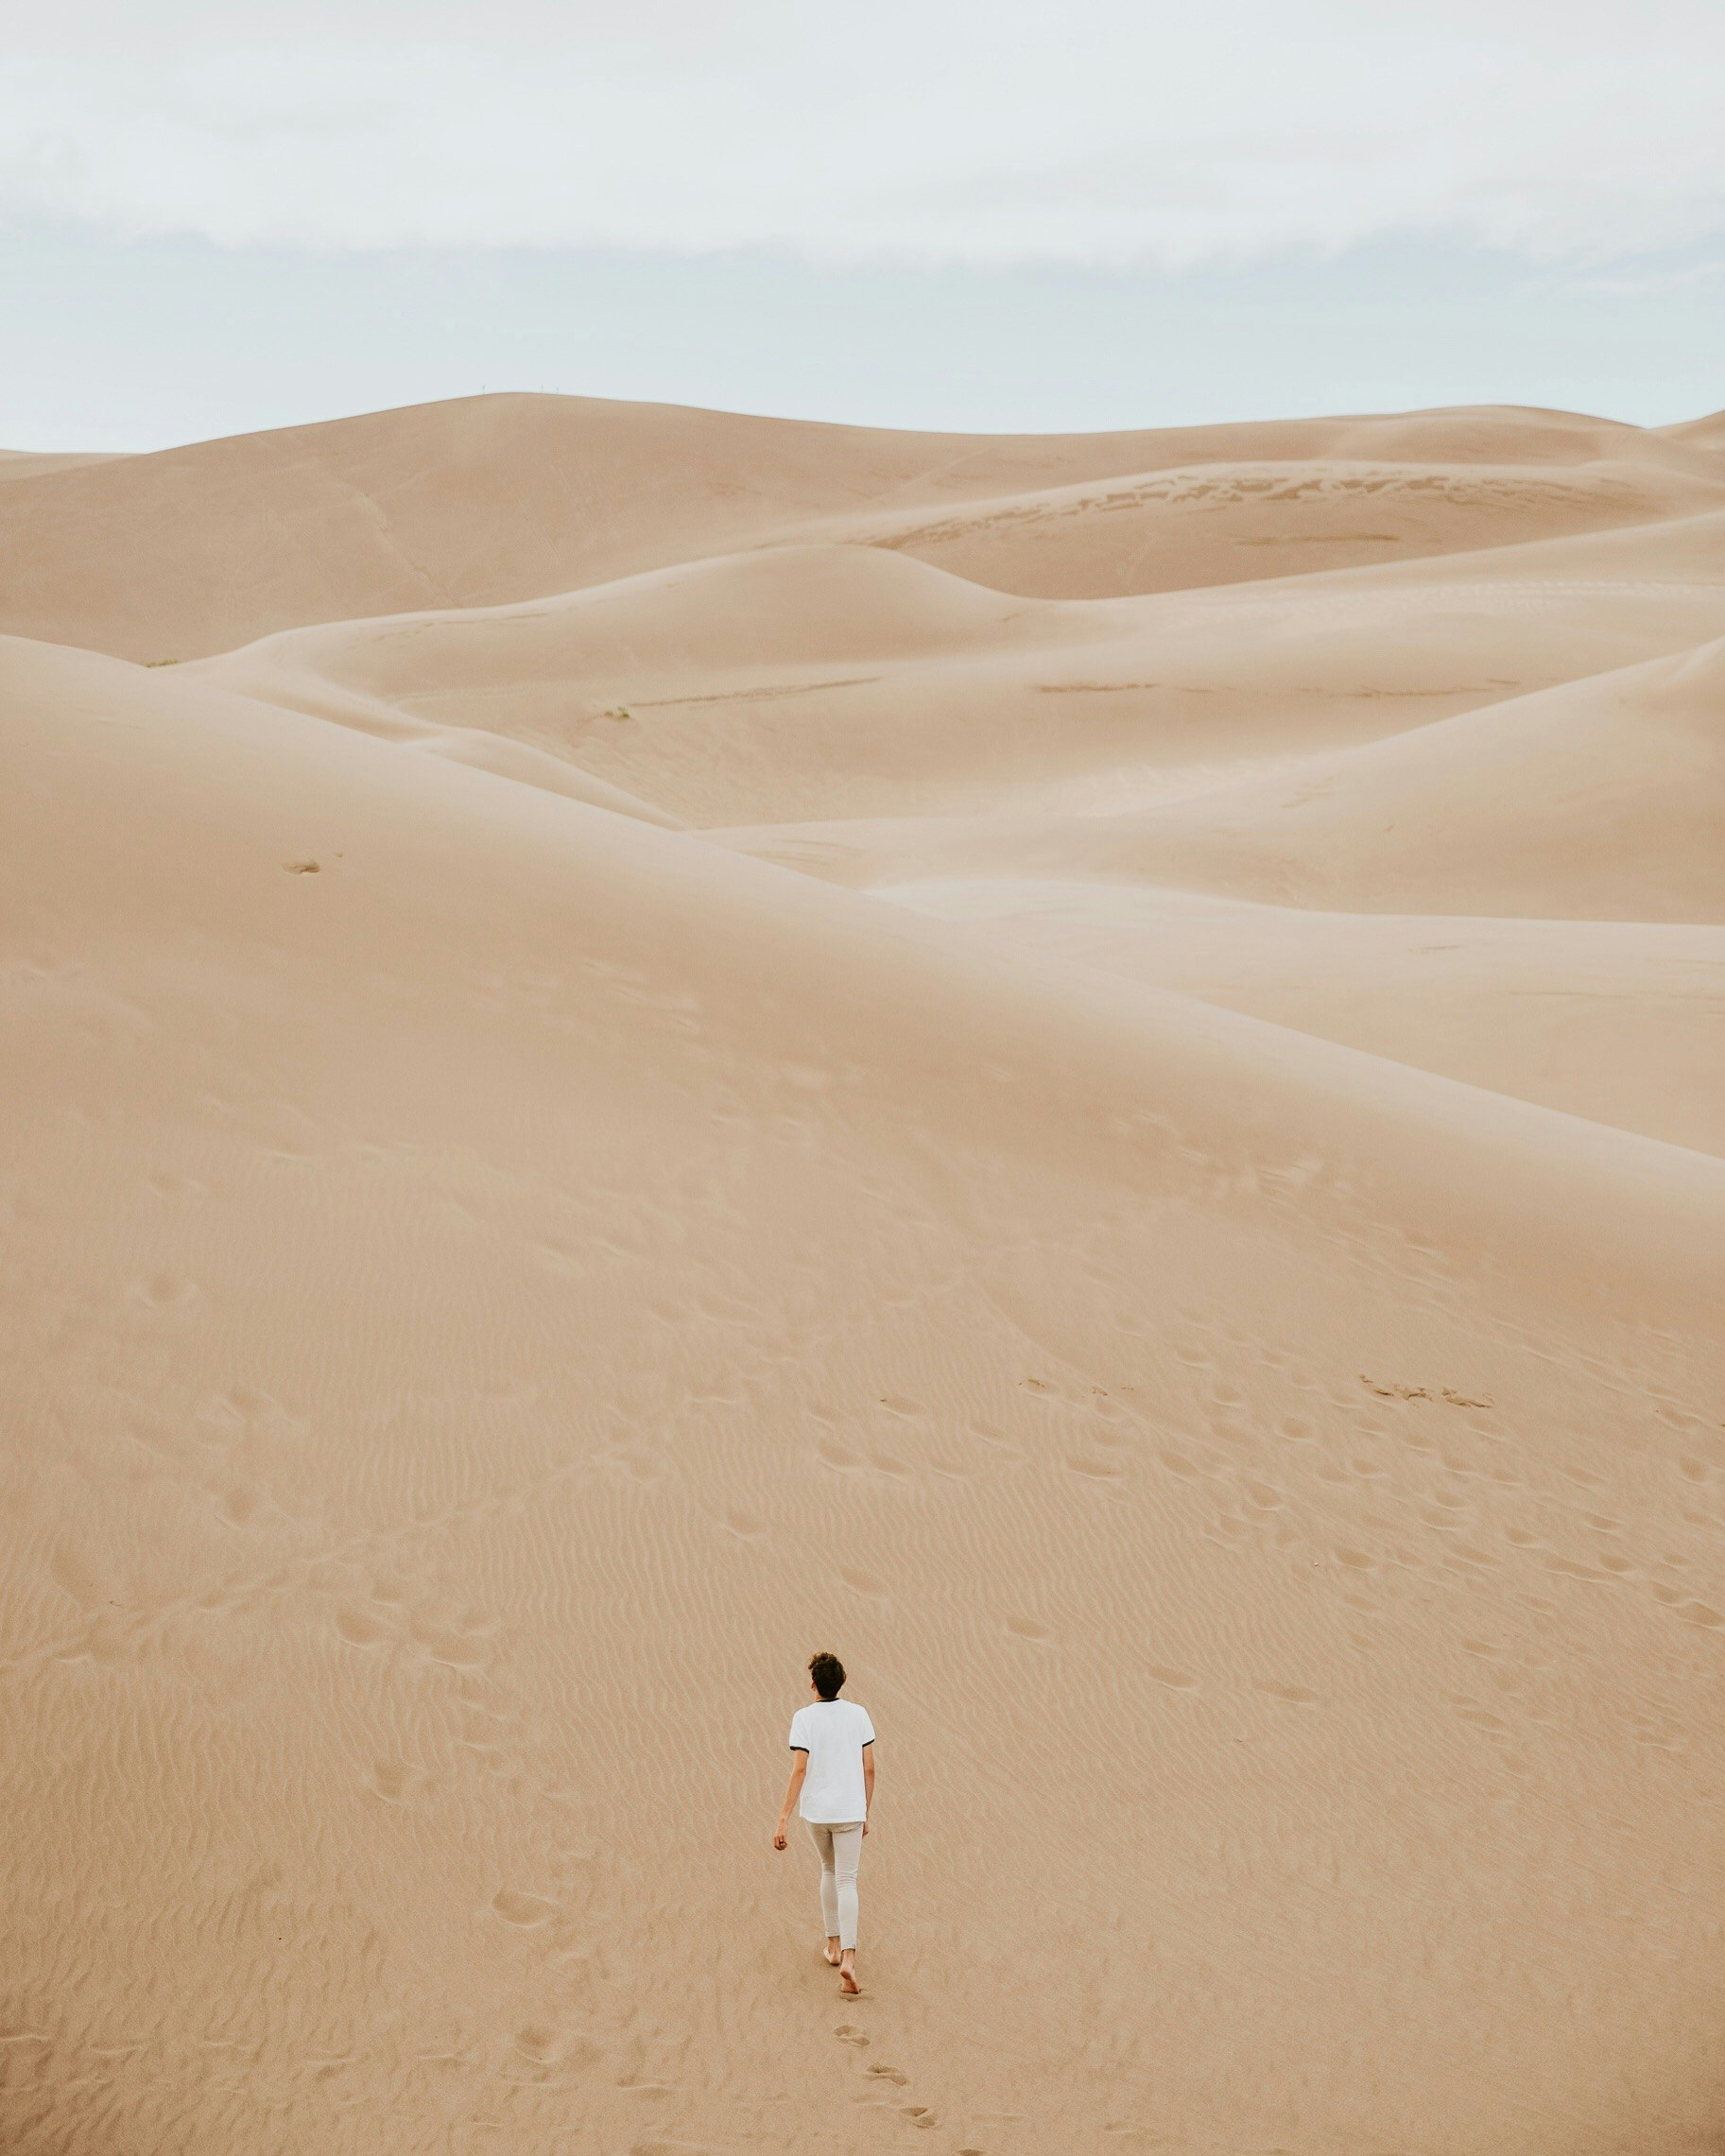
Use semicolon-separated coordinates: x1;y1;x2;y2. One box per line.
129;1273;198;1310
1544;1555;1617;1582
839;1568;887;1598
492;1889;556;1926
1005;1616;1054;1643
1066;1457;1121;1480
1359;1374;1493;1409
408;1613;487;1666
49;1545;105;1608
1560;1464;1606;1490
204;1383;282;1426
147;1170;207;1199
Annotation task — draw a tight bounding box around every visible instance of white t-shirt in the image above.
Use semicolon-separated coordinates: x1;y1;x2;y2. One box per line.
789;1699;875;1823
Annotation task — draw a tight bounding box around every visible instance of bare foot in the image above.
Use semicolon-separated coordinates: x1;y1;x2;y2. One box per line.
823;1939;841;1966
838;1951;860;1994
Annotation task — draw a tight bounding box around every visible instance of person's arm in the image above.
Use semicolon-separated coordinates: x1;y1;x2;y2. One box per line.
862;1741;875;1835
773;1752;808;1850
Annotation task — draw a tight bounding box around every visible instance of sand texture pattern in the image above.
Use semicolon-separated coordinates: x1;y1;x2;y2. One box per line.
2;394;1723;2156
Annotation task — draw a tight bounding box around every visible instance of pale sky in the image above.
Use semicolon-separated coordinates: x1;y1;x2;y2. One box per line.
3;0;1721;448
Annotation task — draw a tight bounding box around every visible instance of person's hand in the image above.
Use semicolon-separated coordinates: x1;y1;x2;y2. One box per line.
772;1822;788;1851
862;1819;870;1837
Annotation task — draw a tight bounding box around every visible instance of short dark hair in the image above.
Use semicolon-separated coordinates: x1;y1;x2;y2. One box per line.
808;1651;845;1700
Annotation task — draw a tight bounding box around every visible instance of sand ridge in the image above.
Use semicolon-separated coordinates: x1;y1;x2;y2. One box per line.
2;392;1724;2156
6;391;1725;662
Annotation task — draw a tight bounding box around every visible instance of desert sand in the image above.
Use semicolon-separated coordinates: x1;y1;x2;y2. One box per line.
2;393;1722;2156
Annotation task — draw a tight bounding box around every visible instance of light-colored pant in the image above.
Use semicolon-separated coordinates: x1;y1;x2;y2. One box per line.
805;1820;864;1950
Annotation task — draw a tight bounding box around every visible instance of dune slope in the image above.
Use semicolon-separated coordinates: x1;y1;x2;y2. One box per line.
872;884;1725;1155
720;634;1725;919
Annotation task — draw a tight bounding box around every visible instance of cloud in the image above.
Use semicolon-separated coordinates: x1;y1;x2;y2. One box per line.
3;0;1723;266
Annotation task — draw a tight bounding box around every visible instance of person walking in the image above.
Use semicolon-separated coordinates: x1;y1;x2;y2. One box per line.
773;1651;875;1994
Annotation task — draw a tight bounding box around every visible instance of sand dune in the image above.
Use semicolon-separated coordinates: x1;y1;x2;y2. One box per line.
719;635;1725;919
4;394;1725;2156
1660;407;1725;450
874;883;1725;1156
0;447;127;483
829;454;1725;600
195;507;1725;830
7;392;1725;663
0;394;1269;661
